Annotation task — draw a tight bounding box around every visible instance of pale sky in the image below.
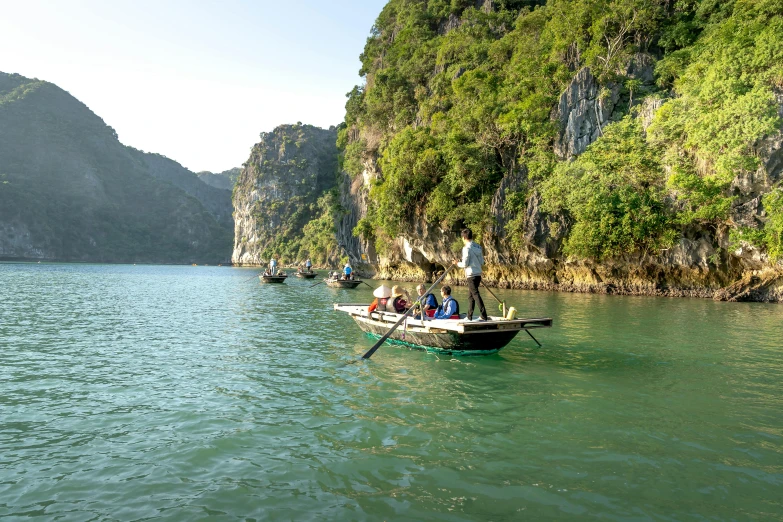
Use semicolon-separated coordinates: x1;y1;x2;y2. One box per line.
0;0;387;172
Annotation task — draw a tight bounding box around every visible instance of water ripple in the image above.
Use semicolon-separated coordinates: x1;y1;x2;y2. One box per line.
1;263;782;520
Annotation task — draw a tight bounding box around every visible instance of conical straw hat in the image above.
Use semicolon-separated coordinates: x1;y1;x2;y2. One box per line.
373;285;392;298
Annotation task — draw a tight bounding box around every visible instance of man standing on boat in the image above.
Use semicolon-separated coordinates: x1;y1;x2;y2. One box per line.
305;258;312;272
269;256;278;275
455;228;488;321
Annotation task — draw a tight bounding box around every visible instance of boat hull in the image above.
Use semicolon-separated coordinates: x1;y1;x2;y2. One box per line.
325;279;362;289
352;316;517;354
259;275;287;283
295;272;317;279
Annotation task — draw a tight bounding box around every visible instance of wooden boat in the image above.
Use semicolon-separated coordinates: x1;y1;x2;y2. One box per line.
325;278;362;289
295;270;317;279
259;273;288;283
334;303;552;355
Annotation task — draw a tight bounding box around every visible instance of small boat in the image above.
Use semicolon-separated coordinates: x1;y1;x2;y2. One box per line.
259;273;288;283
325;278;363;289
295;270;317;279
333;304;552;355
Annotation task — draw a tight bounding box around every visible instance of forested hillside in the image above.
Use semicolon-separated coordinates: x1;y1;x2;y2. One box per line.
334;0;783;301
0;72;233;263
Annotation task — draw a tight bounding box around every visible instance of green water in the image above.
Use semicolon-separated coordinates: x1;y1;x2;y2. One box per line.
1;263;782;520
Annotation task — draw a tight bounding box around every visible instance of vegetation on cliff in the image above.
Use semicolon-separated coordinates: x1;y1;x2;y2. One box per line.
232;124;342;266
340;0;783;264
0;72;233;263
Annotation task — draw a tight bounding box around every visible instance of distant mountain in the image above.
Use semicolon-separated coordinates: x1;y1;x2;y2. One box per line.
197;168;240;191
0;72;233;263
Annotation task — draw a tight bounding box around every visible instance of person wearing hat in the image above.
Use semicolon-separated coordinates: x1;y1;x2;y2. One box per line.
343;263;353;280
368;285;392;313
389;285;411;313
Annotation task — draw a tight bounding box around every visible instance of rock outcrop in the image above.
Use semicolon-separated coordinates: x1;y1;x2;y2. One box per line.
232;124;338;265
332;58;783;302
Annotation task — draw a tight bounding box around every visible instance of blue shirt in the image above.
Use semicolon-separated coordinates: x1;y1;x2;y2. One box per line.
422;293;438;310
433;296;458;319
344;266;352;275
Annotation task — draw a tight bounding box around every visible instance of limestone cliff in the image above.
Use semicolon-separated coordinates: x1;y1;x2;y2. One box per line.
232;124;339;266
331;1;783;302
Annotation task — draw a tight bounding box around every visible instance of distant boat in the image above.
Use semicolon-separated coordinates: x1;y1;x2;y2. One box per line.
295;270;317;279
259;273;288;283
324;277;362;289
333;304;552;355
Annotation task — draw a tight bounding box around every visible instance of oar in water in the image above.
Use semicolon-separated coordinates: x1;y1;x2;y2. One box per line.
362;263;455;360
480;280;506;316
361;280;374;290
480;280;541;346
243;272;263;283
309;280;325;288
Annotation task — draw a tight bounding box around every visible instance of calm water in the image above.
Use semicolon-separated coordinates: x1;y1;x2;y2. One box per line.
1;263;782;521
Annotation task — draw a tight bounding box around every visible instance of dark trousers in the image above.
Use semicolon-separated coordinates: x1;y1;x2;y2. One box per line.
467;275;487;320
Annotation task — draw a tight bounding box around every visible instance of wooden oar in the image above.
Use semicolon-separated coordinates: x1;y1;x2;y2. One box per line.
361;280;374;289
362;263;455;360
242;272;263;283
480;280;506;317
309;280;325;288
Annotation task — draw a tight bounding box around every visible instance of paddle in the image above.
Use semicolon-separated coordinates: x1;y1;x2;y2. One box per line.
309;280;325;288
362;263;455;360
243;272;263;283
480;280;506;317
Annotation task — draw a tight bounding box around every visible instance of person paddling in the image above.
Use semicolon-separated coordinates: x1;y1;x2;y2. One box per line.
455;228;487;321
305;258;312;272
269;256;278;276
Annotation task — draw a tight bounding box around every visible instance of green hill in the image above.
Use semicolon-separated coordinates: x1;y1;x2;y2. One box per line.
197;168;240;191
0;72;233;263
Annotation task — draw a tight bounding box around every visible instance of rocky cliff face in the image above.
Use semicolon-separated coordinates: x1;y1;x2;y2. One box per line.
232;124;338;265
333;63;783;302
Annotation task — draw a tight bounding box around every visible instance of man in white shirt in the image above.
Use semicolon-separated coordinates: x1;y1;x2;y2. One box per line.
455;228;487;321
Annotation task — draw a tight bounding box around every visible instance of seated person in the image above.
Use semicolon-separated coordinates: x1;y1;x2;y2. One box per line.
432;285;460;319
368;285;392;312
389;285;411;313
414;283;438;318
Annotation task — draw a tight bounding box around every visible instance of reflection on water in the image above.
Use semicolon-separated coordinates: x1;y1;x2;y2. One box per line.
1;262;782;520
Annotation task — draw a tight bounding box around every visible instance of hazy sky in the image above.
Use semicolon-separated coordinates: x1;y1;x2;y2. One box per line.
0;0;387;172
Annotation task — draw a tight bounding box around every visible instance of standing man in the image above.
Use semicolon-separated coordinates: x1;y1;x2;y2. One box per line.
305;258;312;272
343;262;352;280
269;256;278;275
455;228;487;321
